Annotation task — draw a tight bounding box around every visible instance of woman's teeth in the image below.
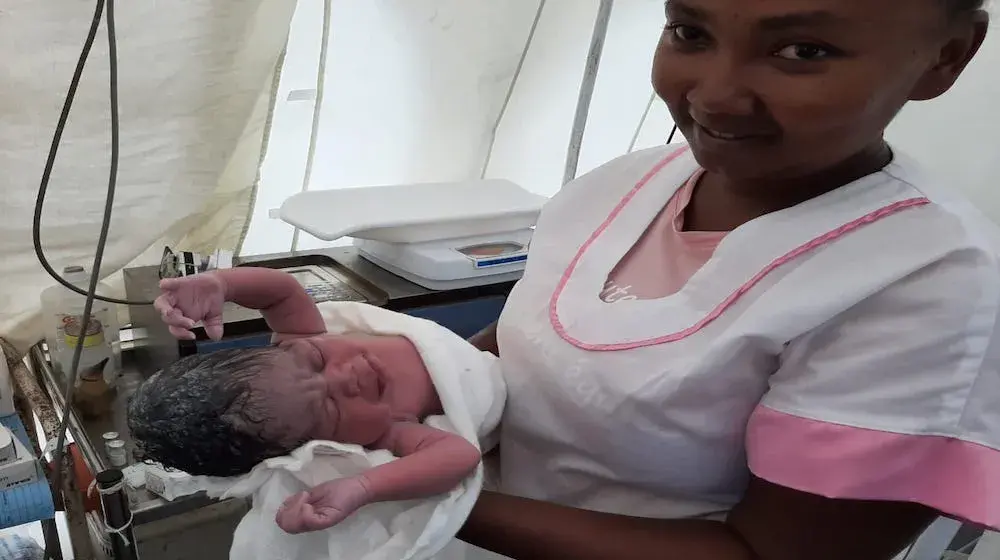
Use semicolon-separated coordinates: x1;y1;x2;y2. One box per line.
703;126;747;140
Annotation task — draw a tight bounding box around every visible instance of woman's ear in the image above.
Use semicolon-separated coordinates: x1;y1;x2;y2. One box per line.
910;11;989;101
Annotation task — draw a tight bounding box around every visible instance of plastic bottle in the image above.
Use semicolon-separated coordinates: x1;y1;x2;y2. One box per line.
39;266;123;395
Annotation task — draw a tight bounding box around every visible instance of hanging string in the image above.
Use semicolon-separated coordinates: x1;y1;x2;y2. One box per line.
87;479;134;548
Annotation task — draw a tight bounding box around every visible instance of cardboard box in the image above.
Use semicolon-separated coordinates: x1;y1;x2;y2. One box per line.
144;462;200;501
0;426;15;464
0;432;39;490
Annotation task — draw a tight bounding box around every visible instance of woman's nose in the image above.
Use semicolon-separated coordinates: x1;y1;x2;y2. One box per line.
686;57;756;117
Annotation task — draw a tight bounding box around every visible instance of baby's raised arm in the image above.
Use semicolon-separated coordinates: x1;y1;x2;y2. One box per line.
364;422;482;502
215;268;326;335
156;267;326;339
276;422;481;534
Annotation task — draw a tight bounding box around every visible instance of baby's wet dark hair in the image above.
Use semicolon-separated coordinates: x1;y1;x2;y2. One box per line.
127;347;308;477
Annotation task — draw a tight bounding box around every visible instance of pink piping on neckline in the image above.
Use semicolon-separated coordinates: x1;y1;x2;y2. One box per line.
548;147;931;351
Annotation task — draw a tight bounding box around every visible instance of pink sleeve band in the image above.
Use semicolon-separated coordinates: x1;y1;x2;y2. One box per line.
747;406;1000;530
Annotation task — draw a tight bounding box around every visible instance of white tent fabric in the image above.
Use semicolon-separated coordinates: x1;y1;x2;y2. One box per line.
0;0;297;352
242;0;555;255
4;1;998;342
242;0;687;255
1;1;998;555
241;0;1000;258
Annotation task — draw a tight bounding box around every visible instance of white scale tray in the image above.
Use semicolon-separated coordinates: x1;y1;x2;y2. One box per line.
280;179;545;243
280;180;547;289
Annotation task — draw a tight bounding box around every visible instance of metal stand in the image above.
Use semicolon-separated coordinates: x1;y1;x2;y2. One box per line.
11;392;63;560
901;517;962;559
3;339;89;560
969;530;1000;559
95;469;139;560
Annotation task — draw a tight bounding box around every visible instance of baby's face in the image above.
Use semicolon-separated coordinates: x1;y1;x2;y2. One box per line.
258;334;393;446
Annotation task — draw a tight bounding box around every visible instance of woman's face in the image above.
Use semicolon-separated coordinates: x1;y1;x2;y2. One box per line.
652;0;986;183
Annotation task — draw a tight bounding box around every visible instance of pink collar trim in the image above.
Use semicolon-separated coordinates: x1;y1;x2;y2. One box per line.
548;146;929;351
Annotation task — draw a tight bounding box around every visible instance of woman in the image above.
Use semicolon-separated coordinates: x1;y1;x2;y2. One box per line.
456;1;995;558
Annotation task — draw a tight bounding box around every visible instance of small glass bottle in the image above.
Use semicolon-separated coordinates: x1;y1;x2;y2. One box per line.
106;439;128;468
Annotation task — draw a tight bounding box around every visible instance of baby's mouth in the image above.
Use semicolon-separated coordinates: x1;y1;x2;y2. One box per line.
359;353;387;401
372;373;387;402
352;361;384;402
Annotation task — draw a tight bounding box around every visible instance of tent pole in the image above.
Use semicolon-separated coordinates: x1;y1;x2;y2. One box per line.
480;0;548;179
291;0;333;253
628;91;656;153
562;0;614;186
235;44;287;257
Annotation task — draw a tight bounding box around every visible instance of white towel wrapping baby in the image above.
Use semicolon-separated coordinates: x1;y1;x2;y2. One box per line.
193;301;506;560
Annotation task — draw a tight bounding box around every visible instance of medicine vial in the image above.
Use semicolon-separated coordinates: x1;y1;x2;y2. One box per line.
102;432;120;464
106;439;128;468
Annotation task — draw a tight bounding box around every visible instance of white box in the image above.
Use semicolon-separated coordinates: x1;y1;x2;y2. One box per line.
0;426;15;464
144;463;201;501
0;431;38;490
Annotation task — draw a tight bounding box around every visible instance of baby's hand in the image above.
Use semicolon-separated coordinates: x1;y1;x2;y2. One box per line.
276;476;372;534
154;274;227;341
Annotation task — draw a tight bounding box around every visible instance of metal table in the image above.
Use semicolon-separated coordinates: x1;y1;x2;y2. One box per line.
126;247;514;375
28;345;249;560
239;246;512;309
31;246;515;559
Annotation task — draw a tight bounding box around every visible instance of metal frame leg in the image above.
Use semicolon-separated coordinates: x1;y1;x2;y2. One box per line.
970;530;1000;559
5;340;94;560
902;517;962;560
12;391;63;560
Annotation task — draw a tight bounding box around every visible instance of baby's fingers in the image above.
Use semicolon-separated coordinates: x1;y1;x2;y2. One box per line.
162;311;196;329
276;507;306;534
276;492;310;534
167;325;196;340
296;509;336;533
279;491;309;511
152;295;175;317
154;296;193;324
158;278;185;291
155;298;197;328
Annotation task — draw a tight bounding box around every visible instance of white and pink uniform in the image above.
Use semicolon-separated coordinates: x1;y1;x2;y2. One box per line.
493;144;1000;529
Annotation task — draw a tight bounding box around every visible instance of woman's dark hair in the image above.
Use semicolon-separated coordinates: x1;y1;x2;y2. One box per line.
946;0;986;16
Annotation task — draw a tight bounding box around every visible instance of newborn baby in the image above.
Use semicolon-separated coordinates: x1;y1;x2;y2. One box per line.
126;267;482;534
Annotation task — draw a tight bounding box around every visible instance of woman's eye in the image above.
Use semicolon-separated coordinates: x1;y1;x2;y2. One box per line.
667;23;705;44
774;44;831;61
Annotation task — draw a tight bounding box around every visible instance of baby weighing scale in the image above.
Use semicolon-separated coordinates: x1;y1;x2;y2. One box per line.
279;179;547;290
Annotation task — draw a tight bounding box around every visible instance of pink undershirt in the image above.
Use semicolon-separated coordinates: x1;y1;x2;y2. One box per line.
602;170;728;303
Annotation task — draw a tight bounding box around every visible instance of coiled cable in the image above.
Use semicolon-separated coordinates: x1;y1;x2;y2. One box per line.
30;0;146;557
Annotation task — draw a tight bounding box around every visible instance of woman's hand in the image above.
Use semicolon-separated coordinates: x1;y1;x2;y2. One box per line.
458;476;935;560
276;476;372;534
154;274;227;341
468;321;499;356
